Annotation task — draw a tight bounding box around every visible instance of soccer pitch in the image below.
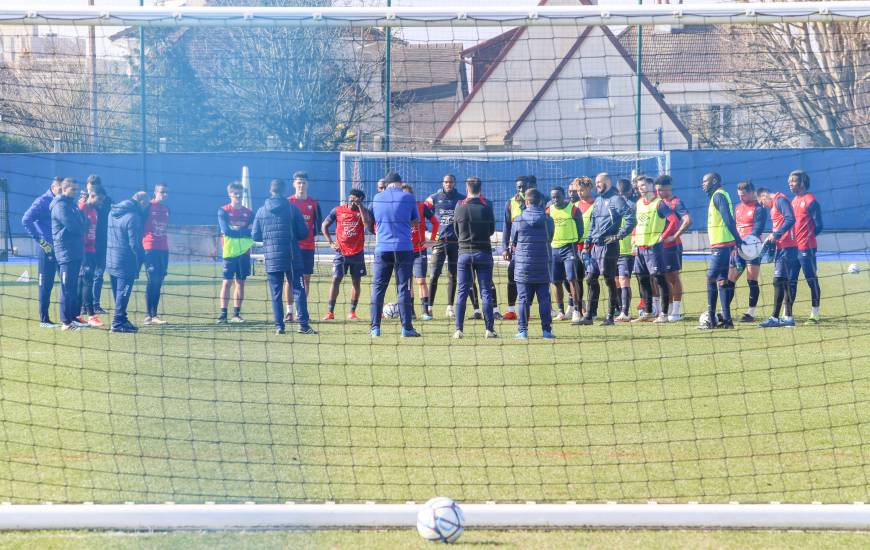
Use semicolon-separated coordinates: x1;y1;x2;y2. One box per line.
0;259;869;546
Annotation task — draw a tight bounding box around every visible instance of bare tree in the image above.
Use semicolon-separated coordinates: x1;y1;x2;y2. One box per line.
728;19;870;147
0;39;131;152
187;0;381;151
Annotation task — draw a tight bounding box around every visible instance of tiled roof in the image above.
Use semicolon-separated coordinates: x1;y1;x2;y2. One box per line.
389;43;464;93
617;25;738;84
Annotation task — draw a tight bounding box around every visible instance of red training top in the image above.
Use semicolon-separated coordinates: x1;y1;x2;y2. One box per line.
660;195;685;248
289;196;320;251
575;198;594;250
332;204;367;257
791;192;819;250
142;200;170;251
412;201;439;253
735;201;760;238
770;192;797;249
80;202;98;254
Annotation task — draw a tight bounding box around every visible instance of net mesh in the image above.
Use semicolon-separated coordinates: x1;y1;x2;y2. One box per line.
0;4;869;506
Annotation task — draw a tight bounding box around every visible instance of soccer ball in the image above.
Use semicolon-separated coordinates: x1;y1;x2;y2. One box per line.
383;302;400;319
847;263;861;274
698;311;711;327
738;234;764;261
416;497;465;543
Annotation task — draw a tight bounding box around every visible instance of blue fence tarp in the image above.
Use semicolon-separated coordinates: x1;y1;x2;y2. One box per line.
4;148;869;237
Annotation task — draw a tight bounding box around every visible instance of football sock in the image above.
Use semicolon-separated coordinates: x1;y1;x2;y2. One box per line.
328;300;336;313
706;280;718;320
748;279;760;308
655;275;670;315
219;307;227;318
233;307;240;317
620;287;631;316
350;299;358;313
720;281;734;322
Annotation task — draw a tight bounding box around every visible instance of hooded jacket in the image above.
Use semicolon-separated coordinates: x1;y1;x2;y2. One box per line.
251;196;309;273
510;204;554;284
106;199;145;279
50;194;86;264
22;188;55;246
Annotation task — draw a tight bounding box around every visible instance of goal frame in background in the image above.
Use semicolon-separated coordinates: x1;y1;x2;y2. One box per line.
1;2;869;532
339;150;670;205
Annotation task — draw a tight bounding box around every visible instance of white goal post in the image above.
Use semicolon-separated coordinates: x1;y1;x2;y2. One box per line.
1;2;869;28
0;503;868;531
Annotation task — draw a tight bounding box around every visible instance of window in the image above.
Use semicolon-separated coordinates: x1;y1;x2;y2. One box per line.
709;105;733;136
583;77;608;100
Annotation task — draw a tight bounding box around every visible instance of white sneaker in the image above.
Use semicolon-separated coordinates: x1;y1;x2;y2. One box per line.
556;312;567;321
614;313;632;323
445;305;454;318
668;313;684;322
484;330;498;339
143;316;153;325
653;314;669;324
572;310;582;323
149;316;167;325
452;329;463;339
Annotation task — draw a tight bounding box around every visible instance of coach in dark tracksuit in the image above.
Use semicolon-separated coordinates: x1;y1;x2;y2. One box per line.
578;172;635;326
22;177;62;326
251;178;316;335
453;177;496;337
50;179;87;329
510;188;555;339
106;193;148;332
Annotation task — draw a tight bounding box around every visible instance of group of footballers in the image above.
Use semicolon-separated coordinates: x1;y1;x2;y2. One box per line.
22;175;170;332
23;166;823;337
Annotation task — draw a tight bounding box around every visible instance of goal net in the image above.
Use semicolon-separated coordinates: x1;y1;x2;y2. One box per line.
0;1;868;529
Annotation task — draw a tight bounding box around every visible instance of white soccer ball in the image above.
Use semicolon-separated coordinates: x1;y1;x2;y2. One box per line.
383;302;400;319
847;263;861;274
417;497;465;543
698;311;711;327
738;234;764;261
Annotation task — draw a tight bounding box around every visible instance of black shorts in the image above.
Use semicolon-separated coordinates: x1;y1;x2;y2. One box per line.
663;244;683;273
589;242;620;278
617;255;634;277
222;254;251;280
299;249;315;275
413;250;428;279
550;244;578;282
634;243;666;276
332;252;367;278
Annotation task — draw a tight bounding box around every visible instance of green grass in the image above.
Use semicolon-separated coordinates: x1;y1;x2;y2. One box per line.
0;259;868;508
3;528;870;549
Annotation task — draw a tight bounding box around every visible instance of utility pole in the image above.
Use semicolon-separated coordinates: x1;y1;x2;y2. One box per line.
139;0;147;188
88;0;98;150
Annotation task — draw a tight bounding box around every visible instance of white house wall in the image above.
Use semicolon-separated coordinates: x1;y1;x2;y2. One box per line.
440;24;584;145
510;29;689;151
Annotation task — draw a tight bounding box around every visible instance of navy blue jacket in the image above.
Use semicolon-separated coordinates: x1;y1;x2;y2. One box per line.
21;188;55;245
95;195;112;260
50;194;86;264
251;196;309;273
106;199;145;280
584;187;636;246
510;205;554;284
426;188;466;242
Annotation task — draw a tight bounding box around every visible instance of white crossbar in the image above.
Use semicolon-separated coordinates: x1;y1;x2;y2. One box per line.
1;3;869;28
